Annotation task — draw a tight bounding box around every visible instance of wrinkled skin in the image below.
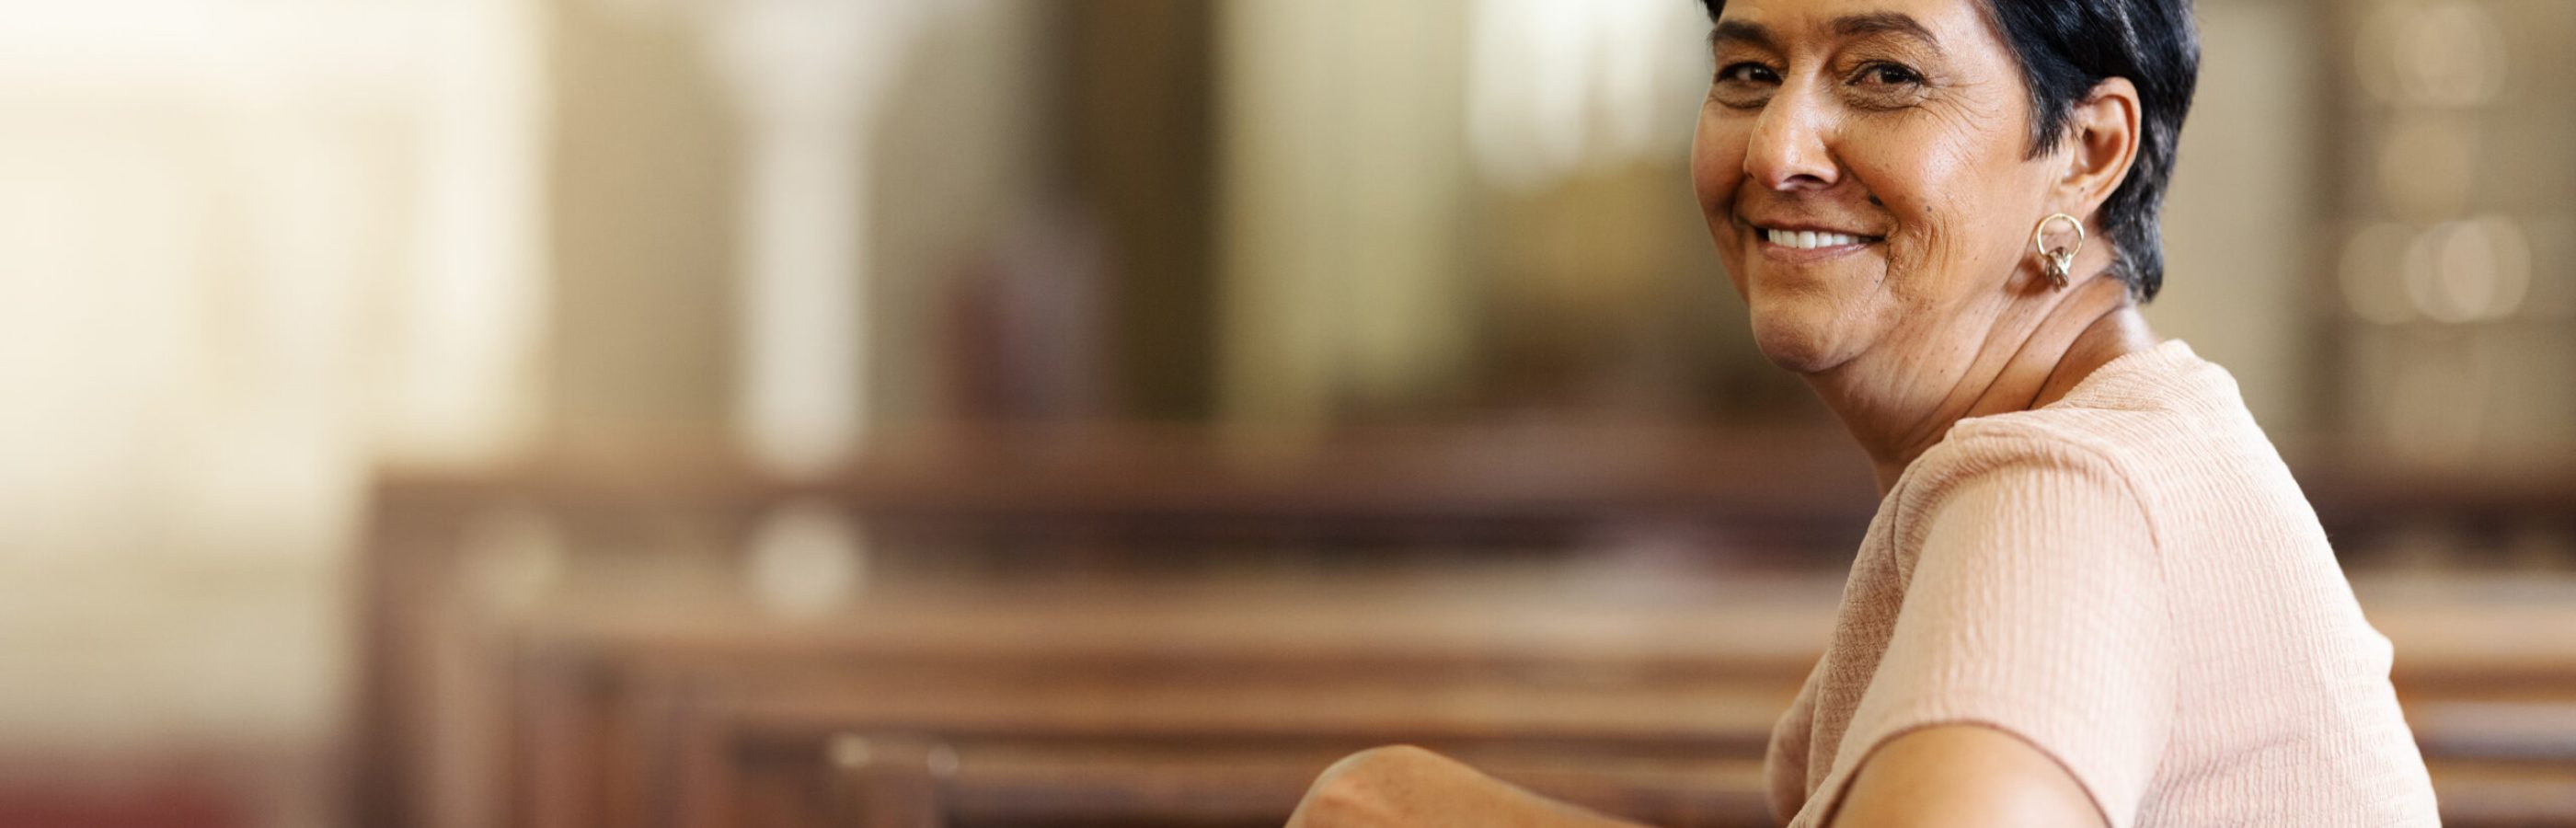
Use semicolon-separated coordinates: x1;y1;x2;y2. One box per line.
1288;0;2156;824
1692;0;2157;492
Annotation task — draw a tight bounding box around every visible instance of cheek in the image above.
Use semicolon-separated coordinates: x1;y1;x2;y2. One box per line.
1842;124;2028;298
1689;112;1746;228
1691;111;1756;299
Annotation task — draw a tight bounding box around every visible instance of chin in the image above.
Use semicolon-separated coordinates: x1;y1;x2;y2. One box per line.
1746;297;1862;375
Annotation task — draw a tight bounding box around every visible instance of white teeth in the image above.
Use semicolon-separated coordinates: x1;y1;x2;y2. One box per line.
1765;228;1866;249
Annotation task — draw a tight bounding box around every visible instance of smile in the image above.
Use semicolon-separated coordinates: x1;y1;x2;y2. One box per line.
1758;227;1882;249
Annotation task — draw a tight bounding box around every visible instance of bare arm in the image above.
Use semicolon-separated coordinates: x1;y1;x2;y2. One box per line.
1284;745;1648;828
1824;725;2108;828
1286;726;2100;828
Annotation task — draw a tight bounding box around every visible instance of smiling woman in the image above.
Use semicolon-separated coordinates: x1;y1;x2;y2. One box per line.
1286;0;2445;826
1691;0;2191;386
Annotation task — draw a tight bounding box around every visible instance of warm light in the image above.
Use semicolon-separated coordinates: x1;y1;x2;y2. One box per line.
745;499;868;618
1466;0;1705;191
2341;222;2418;325
2355;0;2510;107
2401;215;2532;324
0;0;552;764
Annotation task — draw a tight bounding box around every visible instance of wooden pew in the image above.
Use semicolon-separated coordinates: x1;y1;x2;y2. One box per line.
499;576;1828;828
351;430;2576;828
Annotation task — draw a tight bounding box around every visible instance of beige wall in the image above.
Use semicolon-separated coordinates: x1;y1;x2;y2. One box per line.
0;1;1046;824
2151;0;2329;431
1216;0;1477;427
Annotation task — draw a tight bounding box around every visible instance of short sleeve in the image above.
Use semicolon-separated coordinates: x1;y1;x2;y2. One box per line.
1765;658;1823;822
1815;443;2174;827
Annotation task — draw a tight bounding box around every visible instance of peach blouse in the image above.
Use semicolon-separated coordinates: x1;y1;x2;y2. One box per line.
1765;340;2440;827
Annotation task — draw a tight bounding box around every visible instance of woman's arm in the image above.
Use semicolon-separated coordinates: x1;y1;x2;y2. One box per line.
1283;745;1648;828
1284;727;2100;828
1824;724;2108;828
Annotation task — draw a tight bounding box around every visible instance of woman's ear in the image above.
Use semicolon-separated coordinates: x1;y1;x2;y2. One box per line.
2056;76;2143;221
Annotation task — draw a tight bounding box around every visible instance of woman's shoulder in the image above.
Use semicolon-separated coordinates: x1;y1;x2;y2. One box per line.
1989;339;2253;445
1889;338;2317;570
1903;339;2260;509
1890;415;2160;545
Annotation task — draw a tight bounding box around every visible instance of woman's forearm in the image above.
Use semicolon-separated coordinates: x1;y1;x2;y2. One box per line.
1824;726;2108;828
1285;745;1651;828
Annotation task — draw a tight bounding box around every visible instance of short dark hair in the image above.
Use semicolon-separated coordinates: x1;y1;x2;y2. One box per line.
1698;0;2200;301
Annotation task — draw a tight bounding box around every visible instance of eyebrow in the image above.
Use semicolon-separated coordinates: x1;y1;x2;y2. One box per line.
1831;11;1944;52
1709;19;1775;52
1708;12;1944;54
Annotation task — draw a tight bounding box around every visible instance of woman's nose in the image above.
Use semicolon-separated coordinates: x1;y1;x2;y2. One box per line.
1743;92;1839;192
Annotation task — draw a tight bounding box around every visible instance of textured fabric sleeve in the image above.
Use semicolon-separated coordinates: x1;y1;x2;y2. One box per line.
1765;658;1823;822
1810;438;2174;828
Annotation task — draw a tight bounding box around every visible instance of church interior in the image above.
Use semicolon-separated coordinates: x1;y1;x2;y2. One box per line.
2;1;2573;826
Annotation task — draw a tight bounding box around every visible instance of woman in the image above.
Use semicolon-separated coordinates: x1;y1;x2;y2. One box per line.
1286;0;2443;825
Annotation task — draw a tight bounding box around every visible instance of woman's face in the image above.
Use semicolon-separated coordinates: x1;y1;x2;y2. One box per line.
1691;0;2063;374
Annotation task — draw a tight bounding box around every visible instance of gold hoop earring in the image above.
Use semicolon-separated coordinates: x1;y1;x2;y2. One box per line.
2031;213;2085;290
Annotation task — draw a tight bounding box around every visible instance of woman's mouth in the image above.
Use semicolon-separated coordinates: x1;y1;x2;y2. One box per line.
1758;227;1883;250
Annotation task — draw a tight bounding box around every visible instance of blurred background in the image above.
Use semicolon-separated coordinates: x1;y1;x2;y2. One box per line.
3;0;2573;826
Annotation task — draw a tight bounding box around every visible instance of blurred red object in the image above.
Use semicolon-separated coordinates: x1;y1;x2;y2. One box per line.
0;783;244;828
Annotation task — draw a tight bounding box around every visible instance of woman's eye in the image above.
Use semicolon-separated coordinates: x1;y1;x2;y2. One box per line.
1717;62;1780;85
1853;63;1922;86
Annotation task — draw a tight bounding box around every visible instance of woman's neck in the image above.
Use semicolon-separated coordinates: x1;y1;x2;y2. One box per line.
1810;271;2160;495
